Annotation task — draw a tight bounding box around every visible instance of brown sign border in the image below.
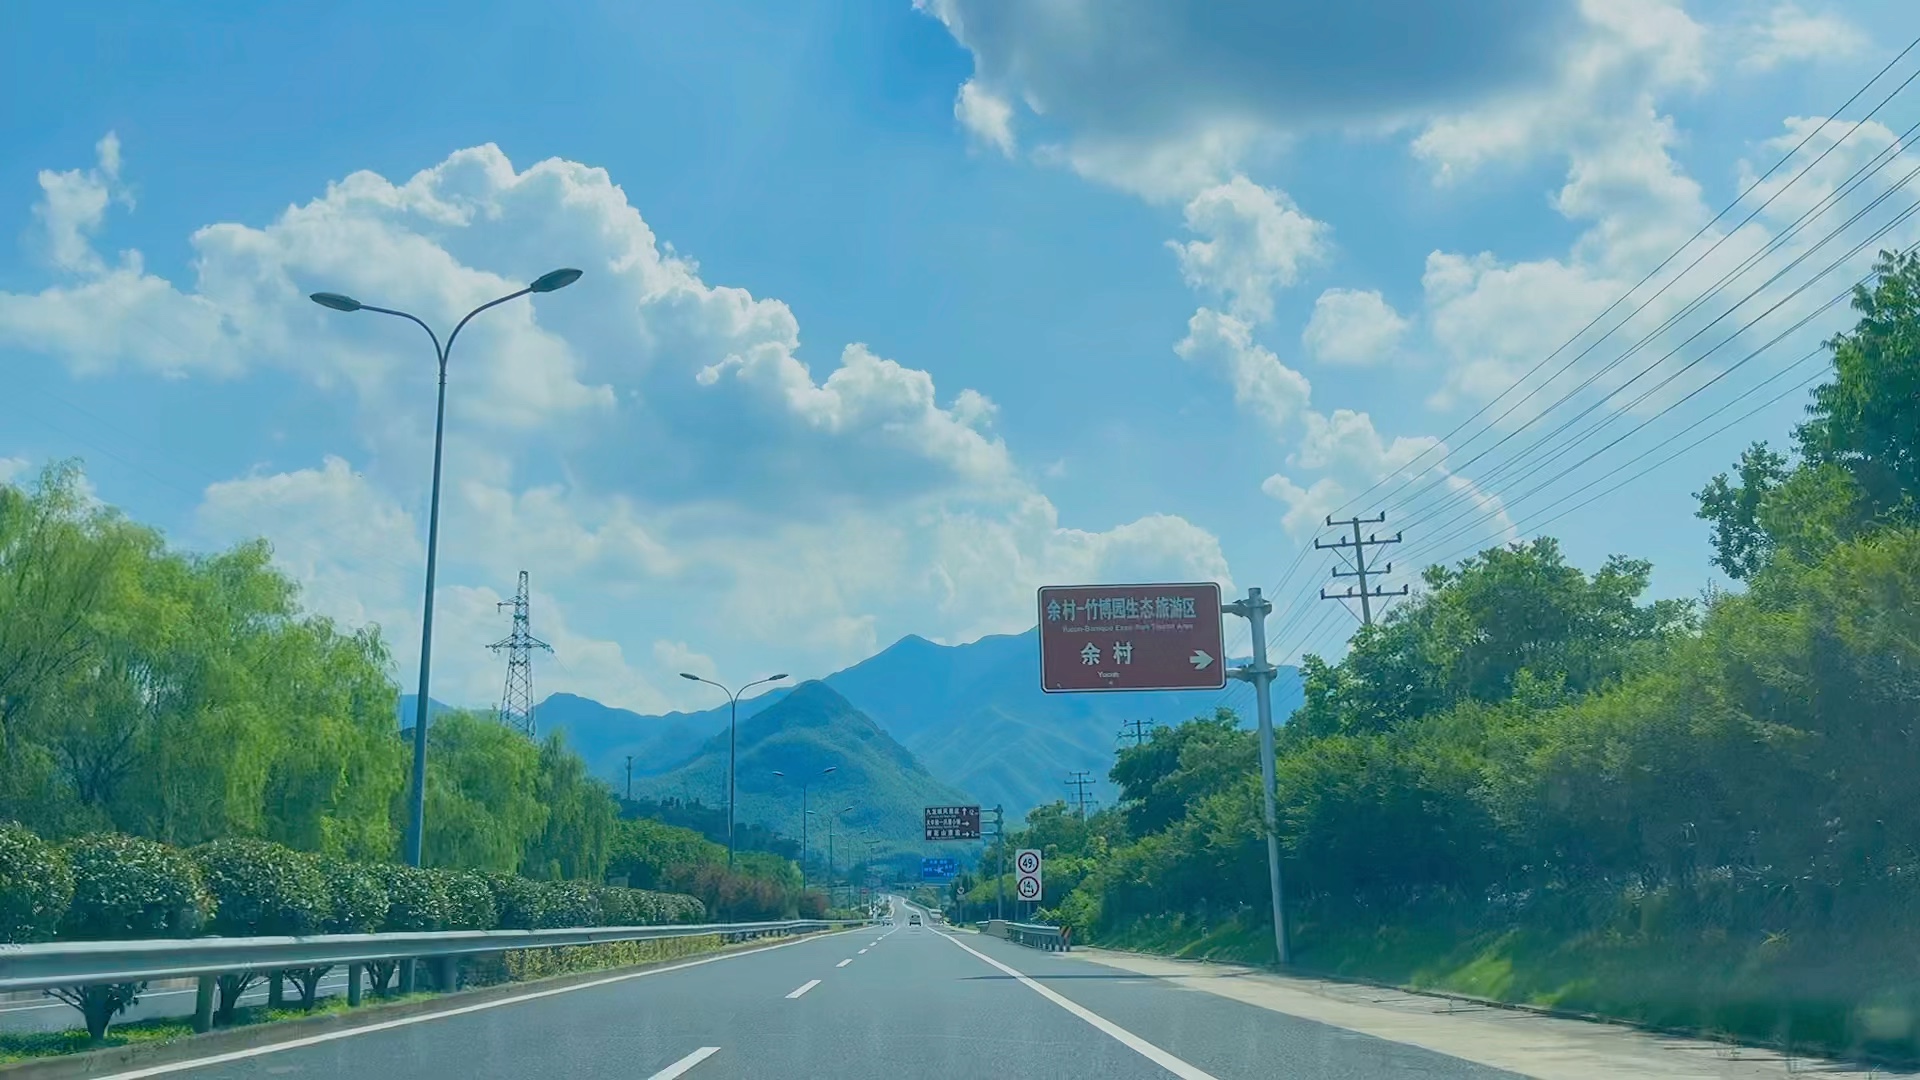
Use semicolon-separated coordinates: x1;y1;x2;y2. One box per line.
1036;581;1228;694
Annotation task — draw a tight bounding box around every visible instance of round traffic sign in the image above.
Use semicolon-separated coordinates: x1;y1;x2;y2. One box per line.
1016;850;1040;875
1016;875;1042;900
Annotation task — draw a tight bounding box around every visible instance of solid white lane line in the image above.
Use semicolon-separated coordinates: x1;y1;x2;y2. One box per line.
836;959;852;968
785;979;821;999
648;1046;721;1079
87;929;858;1079
939;933;1219;1080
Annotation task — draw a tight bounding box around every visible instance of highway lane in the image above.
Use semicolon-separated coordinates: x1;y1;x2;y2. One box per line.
103;897;1520;1078
0;972;352;1035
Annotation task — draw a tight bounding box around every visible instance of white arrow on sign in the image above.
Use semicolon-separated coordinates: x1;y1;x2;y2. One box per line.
1190;649;1214;670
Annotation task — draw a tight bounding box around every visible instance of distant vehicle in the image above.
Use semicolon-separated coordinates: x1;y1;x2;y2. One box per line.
909;913;922;926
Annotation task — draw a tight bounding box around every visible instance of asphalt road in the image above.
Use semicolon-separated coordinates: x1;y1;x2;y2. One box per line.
0;971;352;1035
96;897;1517;1079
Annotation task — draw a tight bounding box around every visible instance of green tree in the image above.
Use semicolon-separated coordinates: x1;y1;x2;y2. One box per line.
518;733;617;881
1695;442;1792;579
1797;248;1920;522
420;711;547;873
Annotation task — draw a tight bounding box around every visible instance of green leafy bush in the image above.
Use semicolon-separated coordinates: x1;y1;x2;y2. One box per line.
317;857;388;934
193;839;329;937
485;871;546;930
371;864;449;932
434;869;498;931
0;821;73;942
537;879;602;928
59;834;207;940
591;880;637;922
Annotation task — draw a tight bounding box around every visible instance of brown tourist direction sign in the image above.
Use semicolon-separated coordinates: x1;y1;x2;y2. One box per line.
1037;582;1227;693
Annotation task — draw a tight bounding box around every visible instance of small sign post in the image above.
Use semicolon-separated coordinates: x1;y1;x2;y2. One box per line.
1014;848;1043;909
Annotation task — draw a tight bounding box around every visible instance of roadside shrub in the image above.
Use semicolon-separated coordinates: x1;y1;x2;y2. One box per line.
193;838;329;937
538;879;602;928
485;871;546;930
0;821;73;942
56;834;208;1040
60;833;207;940
434;869;499;931
372;863;449;932
285;856;393;1012
651;891;706;924
596;885;642;925
318;857;389;934
796;890;828;920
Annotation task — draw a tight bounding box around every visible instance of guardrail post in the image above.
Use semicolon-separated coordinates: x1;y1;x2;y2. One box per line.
267;971;285;1008
431;955;456;992
346;963;362;1007
192;975;215;1032
398;959;416;994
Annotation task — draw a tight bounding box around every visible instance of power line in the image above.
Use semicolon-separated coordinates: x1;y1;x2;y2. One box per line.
1329;35;1920;519
1395;217;1920;567
1390;138;1920;537
1416;360;1836;572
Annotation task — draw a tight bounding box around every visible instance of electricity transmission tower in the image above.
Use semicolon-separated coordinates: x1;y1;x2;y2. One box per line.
489;570;552;737
1316;513;1409;627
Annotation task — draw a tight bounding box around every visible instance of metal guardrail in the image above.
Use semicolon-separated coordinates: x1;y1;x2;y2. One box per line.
0;919;868;994
1004;921;1069;951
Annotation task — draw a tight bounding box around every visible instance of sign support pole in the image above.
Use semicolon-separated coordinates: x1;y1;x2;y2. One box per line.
1226;586;1290;966
993;805;1005;922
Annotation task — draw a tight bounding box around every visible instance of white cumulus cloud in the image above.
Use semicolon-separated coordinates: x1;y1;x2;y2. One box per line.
1301;288;1409;367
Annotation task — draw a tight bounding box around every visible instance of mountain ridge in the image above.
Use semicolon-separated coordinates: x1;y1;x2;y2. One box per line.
520;626;1303;822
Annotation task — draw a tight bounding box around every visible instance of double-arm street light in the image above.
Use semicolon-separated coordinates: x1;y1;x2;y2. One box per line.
311;268;582;870
772;765;836;888
680;672;787;867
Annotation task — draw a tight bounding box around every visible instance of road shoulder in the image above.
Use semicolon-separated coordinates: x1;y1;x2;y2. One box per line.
1065;947;1899;1080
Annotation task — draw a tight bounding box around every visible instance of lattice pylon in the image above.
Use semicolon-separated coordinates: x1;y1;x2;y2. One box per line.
489;570;552;737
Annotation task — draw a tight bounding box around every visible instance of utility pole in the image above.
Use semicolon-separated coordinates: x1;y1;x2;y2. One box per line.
624;755;634;802
1066;771;1094;818
1225;586;1290;966
1315;513;1408;626
489;570;553;738
1118;717;1153;747
985;804;1005;922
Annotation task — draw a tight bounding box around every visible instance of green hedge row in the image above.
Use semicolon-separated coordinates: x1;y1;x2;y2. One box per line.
0;824;706;944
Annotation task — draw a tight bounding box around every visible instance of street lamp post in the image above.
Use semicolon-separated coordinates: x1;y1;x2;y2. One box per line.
680;672;788;868
310;268;582;871
826;804;855;892
772;766;836;888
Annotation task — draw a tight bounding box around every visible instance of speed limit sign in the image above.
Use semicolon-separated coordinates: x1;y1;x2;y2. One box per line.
1015;848;1043;902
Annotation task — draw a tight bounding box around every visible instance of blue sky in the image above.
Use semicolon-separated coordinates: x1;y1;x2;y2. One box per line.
2;0;1913;715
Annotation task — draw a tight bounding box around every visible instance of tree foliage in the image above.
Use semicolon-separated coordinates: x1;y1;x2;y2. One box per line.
0;821;72;942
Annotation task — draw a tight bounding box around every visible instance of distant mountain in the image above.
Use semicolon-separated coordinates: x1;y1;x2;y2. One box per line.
814;629;1301;818
533;627;1302;824
625;681;974;878
533;692;719;789
395;694;459;734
